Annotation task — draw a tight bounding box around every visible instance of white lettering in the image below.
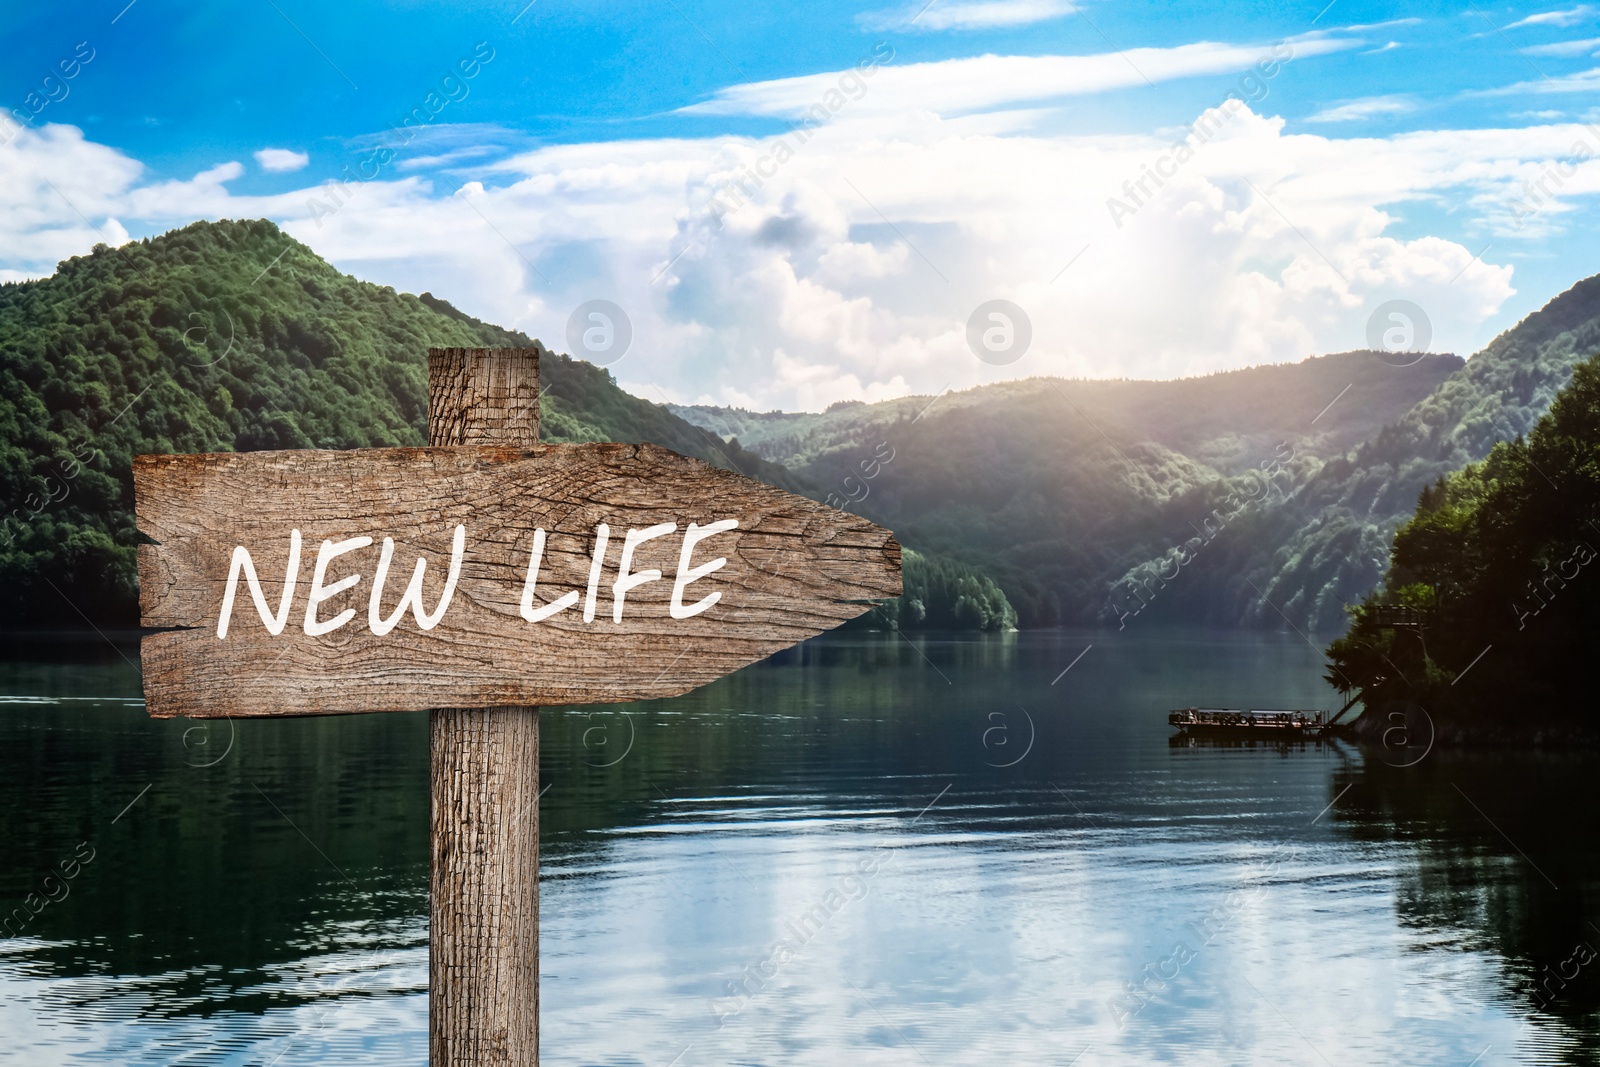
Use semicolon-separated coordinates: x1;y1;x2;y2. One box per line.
520;528;580;623
303;536;373;636
613;522;677;622
217;530;302;638
224;519;744;637
583;523;611;622
368;525;466;634
671;519;739;619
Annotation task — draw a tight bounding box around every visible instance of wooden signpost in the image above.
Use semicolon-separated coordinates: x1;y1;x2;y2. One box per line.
133;347;902;1065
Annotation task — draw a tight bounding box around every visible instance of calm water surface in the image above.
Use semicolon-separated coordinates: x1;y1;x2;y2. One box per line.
2;629;1597;1065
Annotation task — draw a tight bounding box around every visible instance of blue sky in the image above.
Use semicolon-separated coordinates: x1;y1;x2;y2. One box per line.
3;0;1599;408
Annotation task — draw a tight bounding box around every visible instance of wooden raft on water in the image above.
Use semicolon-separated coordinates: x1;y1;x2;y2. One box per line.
1168;707;1331;738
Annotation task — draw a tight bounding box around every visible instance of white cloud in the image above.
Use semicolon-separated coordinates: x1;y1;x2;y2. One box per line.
1506;5;1594;28
125;161;247;218
397;146;499;171
1488;65;1600;93
1524;34;1600;53
859;0;1077;32
296;105;1536;406
0;124;143;270
1344;18;1423;31
1306;95;1414;122
680;34;1363;119
12;92;1600;411
254;147;310;172
1362;41;1401;54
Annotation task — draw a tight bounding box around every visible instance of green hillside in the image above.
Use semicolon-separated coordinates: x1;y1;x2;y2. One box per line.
0;219;798;627
844;548;1017;632
1327;354;1600;738
1135;275;1600;631
675;351;1462;625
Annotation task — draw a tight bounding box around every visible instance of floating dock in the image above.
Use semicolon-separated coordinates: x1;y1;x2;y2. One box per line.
1167;707;1332;738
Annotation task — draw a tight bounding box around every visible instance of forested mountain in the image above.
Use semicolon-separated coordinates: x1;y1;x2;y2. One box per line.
1145;275;1600;631
675;351;1463;626
0;219;796;626
1326;355;1600;738
676;277;1600;630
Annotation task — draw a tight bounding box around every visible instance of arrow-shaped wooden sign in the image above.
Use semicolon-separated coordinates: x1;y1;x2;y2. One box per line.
135;442;900;718
131;346;902;1067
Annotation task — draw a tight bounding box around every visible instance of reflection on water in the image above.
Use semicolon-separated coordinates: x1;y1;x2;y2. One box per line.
1331;753;1600;1063
1;628;1597;1064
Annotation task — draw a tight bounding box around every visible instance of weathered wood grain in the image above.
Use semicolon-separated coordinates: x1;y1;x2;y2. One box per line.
427;346;541;1067
135;443;902;718
430;705;540;1067
429;347;540;449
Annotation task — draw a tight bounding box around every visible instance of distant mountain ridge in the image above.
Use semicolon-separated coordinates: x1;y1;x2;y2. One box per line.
676;274;1600;631
673;350;1468;626
1137;274;1600;630
674;351;1464;477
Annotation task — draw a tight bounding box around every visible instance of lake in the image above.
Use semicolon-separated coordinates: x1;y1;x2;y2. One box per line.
2;628;1596;1066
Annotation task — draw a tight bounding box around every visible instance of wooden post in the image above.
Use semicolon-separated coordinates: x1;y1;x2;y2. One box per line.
428;348;542;1067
